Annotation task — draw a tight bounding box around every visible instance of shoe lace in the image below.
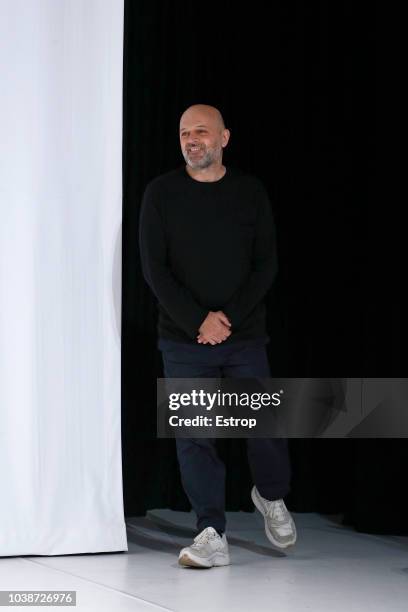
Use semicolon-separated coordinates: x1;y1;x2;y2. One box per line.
191;528;217;548
266;499;287;522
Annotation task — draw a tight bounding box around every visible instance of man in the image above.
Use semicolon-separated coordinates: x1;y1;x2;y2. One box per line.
139;104;297;568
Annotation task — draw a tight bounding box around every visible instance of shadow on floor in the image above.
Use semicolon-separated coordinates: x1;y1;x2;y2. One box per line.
126;514;288;558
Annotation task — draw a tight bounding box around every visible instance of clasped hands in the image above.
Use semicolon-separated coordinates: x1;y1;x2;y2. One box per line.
197;311;232;345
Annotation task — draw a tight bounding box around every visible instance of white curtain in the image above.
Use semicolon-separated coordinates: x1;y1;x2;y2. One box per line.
0;0;127;555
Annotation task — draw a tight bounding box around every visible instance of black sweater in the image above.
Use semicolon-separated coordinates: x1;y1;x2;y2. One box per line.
138;165;278;345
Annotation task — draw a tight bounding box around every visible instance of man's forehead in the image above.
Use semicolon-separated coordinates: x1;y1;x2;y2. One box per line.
179;121;210;132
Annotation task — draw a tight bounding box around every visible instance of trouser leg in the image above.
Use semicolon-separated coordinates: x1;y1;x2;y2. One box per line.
175;437;226;533
161;346;226;532
246;437;291;500
222;345;292;500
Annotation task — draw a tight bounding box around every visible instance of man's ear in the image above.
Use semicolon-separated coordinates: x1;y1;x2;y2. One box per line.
222;129;231;148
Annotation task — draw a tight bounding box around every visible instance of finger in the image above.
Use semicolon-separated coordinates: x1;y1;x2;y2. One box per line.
220;317;231;328
215;311;227;326
218;332;230;341
219;312;232;327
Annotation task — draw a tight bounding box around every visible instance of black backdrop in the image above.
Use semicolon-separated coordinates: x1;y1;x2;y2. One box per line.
121;1;406;534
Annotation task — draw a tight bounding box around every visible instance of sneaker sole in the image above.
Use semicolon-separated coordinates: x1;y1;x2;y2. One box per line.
178;551;230;568
251;487;297;549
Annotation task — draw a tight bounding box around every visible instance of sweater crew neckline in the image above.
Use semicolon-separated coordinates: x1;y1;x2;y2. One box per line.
182;165;229;185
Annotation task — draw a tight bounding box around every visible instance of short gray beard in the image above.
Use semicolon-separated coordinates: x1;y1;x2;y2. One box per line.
183;144;222;169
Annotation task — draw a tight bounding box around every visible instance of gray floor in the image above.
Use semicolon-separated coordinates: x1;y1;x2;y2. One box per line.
1;510;407;611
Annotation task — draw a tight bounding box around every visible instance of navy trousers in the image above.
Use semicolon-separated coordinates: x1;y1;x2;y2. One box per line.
158;338;291;534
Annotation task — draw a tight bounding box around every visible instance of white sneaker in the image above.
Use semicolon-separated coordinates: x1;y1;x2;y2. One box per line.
251;485;297;549
178;527;230;568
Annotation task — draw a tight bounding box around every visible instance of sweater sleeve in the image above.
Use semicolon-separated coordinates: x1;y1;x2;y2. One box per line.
222;181;278;329
138;182;209;339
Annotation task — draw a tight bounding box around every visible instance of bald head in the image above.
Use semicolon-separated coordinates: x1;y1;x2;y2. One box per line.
180;104;225;131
